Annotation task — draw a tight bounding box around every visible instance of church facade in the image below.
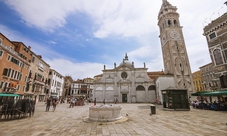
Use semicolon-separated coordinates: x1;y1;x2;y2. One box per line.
93;54;156;103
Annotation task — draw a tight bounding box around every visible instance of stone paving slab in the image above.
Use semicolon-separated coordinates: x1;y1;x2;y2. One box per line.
0;102;227;136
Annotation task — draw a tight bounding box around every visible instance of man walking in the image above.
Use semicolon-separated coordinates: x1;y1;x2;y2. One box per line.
46;97;51;112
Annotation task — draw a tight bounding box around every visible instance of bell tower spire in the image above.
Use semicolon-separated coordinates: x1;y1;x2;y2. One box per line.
157;1;194;93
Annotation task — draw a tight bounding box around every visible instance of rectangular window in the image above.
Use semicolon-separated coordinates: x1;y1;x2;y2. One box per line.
7;55;11;61
14;71;17;79
209;32;216;40
17;84;20;90
17;72;20;80
0;50;3;56
32;56;35;62
19;74;22;81
25;76;27;82
11;70;14;78
0;81;4;88
23;86;25;92
3;68;8;76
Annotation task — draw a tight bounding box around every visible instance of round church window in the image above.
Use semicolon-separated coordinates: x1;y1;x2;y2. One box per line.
121;72;128;79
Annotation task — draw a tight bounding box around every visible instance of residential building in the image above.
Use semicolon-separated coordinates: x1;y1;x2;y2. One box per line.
47;69;64;98
70;78;94;99
63;76;73;97
0;33;31;95
83;77;94;100
192;70;204;92
203;12;227;89
200;63;218;91
24;52;50;102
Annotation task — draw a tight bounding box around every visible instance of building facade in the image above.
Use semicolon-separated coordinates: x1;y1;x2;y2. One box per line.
0;33;31;95
70;78;94;99
200;63;218;91
47;69;64;98
63;76;73;97
83;77;94;100
93;54;156;103
157;0;194;94
25;52;50;102
192;70;204;92
203;12;227;90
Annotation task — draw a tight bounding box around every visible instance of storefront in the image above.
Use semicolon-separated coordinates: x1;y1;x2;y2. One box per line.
51;92;58;98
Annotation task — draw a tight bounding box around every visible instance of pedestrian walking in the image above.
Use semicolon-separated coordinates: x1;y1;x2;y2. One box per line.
52;99;57;111
46;97;51;112
103;99;105;105
69;98;74;108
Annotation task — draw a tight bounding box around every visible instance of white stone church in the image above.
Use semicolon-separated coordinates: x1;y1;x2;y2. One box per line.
93;54;157;103
92;0;194;103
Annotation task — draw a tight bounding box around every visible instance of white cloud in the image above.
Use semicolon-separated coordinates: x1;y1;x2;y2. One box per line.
2;0;225;76
0;24;104;80
45;58;103;80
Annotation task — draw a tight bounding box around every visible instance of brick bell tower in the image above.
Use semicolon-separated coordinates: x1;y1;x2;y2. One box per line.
157;0;194;93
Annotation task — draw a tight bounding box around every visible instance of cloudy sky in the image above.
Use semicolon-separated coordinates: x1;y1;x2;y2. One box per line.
0;0;226;80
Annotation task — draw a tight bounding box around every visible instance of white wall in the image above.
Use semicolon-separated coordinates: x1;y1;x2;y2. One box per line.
156;76;175;103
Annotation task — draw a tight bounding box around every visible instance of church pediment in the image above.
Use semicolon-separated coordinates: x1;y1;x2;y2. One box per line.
115;64;134;71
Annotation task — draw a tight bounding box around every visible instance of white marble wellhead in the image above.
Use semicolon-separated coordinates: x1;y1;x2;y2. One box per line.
89;105;122;122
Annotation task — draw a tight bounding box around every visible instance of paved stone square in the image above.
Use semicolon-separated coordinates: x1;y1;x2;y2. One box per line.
0;102;227;136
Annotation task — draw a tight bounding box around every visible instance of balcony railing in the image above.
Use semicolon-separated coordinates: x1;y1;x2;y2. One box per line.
34;79;45;86
27;77;33;82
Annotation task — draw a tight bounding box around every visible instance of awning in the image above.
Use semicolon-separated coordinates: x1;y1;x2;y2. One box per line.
0;93;20;97
191;90;227;96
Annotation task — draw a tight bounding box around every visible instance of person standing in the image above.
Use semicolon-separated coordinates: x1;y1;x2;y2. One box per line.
46;97;51;112
103;99;105;105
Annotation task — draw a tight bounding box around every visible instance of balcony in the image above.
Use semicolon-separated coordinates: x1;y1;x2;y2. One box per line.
38;66;44;71
27;77;33;83
34;79;45;86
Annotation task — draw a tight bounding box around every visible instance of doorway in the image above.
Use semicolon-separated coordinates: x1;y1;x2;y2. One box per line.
122;94;127;103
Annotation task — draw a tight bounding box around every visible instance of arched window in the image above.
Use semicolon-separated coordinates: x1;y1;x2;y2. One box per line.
168;20;171;26
174;20;177;26
213;49;223;65
220;75;227;88
148;85;156;90
136;85;145;91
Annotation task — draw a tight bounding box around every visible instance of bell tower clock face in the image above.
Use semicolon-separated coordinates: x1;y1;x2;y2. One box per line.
170;31;180;39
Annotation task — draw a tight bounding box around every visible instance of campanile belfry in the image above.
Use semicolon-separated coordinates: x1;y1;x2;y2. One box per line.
157;0;194;93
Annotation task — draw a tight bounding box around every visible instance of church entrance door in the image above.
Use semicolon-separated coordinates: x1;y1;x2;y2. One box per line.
122;94;127;103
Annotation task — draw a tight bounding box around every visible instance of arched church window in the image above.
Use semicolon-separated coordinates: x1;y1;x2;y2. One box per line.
168;20;171;26
148;85;156;90
213;49;223;65
136;85;145;91
174;20;177;26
